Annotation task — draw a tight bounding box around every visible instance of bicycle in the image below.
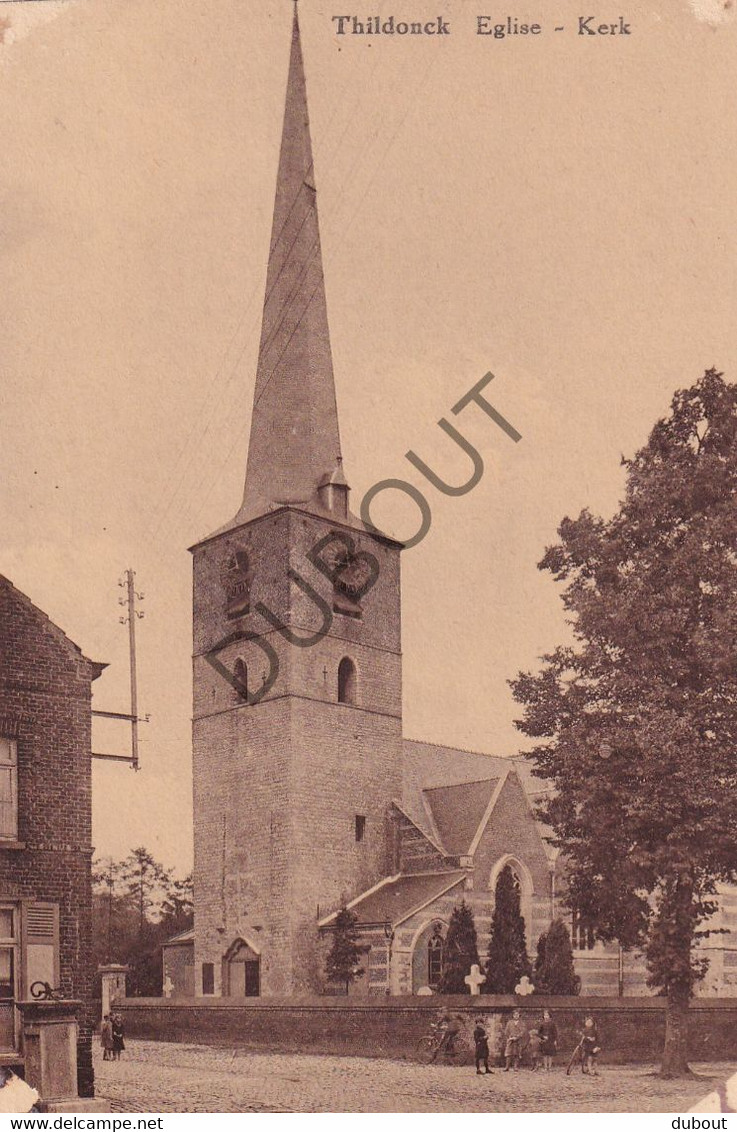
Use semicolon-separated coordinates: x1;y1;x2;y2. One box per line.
416;1021;473;1065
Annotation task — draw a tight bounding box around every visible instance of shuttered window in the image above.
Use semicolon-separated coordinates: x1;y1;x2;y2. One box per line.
22;902;59;996
0;739;18;840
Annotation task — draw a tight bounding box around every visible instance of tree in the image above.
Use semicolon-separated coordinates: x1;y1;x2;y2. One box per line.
92;850;193;997
486;865;532;992
325;907;365;993
534;919;580;995
437;900;480;993
533;931;547;991
160;874;194;938
510;370;737;1075
92;857;127;966
121;847;172;934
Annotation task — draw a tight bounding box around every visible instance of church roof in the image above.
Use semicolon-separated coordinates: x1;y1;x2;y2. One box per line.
200;8;368;543
401;738;509;845
319;871;466;929
401;738;555;859
423;778;501;856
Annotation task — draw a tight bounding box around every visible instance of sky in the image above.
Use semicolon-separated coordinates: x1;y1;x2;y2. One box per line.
1;0;735;874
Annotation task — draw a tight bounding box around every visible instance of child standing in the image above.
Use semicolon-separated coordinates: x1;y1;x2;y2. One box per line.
503;1009;526;1071
527;1027;542;1071
100;1014;114;1061
538;1009;558;1072
473;1019;492;1075
580;1016;601;1076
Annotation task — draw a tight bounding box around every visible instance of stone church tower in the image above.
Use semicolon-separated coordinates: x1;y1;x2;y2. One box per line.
190;9;403;996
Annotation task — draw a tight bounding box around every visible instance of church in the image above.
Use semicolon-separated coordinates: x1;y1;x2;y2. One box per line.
184;9;737;1001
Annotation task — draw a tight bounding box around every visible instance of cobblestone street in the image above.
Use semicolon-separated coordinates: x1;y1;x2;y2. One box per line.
94;1041;735;1113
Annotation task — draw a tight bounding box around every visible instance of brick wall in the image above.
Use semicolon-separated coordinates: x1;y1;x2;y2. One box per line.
114;995;737;1064
0;577;99;1096
470;771;554;954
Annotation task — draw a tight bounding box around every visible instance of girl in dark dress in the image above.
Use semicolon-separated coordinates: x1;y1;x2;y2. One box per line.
111;1014;125;1061
538;1009;558;1071
473;1020;492;1075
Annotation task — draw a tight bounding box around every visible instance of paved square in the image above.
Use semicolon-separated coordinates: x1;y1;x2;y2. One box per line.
94;1041;736;1112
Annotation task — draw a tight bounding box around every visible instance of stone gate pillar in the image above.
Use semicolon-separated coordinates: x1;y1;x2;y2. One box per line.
98;964;128;1018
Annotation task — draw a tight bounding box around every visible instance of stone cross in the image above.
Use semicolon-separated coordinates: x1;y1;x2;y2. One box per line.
514;975;535;996
464;963;486;995
163;975;174;999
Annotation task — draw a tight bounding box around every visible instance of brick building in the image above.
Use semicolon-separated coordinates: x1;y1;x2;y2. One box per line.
0;576;104;1094
189;9;737;1000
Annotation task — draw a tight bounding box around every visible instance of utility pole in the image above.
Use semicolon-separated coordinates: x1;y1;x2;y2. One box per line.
91;569;147;769
122;569;141;771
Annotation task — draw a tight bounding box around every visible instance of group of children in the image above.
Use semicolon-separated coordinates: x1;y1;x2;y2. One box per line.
472;1011;601;1075
100;1012;126;1061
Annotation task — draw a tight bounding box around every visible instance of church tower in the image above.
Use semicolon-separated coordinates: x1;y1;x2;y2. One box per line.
190;8;403;996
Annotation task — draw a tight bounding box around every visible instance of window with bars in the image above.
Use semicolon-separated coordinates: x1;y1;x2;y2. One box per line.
0;739;18;841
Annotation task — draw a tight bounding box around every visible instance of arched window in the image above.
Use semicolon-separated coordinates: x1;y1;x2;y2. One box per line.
427;930;444;988
337;657;357;705
233;658;248;702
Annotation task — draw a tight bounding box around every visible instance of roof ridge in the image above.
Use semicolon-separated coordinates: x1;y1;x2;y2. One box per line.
0;574;106;676
404;736;516;761
423;776;500;793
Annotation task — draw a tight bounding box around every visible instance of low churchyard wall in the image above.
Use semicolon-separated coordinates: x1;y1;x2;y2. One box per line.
114;996;737;1065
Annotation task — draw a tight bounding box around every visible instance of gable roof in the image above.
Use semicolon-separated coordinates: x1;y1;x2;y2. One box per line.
164;928;195;946
402;738;510;843
423;778;500;856
402;738;556;860
0;575;106;681
319;871;466;929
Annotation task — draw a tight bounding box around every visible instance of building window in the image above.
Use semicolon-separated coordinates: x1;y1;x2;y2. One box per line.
338;657;357;705
233;658;248;702
202;962;215;995
0;903;57;1053
355;815;366;843
571;909;596;951
0;739;18;841
428;930;444;989
0;907;17;1052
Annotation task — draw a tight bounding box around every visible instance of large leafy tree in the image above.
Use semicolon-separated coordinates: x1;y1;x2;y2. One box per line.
510;370;737;1076
486;865;532;992
438;900;481;993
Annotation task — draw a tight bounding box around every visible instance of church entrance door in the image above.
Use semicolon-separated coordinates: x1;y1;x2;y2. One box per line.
223;940;260;997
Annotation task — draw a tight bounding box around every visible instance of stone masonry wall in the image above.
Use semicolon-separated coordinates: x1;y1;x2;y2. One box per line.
191;508;404;996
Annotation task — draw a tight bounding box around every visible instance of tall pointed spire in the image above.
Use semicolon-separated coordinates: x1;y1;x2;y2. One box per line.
237;5;344;524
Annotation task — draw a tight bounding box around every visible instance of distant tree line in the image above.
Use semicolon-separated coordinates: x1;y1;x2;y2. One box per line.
92;847;193;998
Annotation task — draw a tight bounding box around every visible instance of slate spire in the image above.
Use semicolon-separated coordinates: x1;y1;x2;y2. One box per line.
238;5;345;523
